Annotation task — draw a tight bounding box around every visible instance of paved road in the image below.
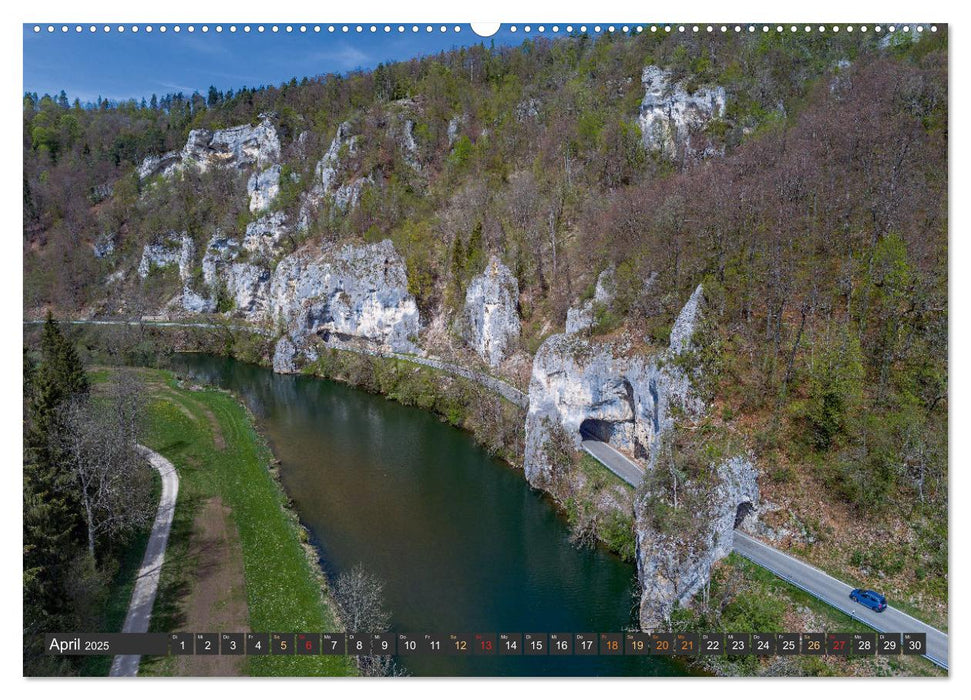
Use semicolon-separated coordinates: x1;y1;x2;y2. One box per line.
23;317;271;336
734;531;948;669
24;318;528;408
109;445;180;677
321;338;529;408
580;433;645;487
579;436;948;670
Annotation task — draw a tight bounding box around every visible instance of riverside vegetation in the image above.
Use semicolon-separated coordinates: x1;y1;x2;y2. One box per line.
24;27;947;676
23;319;357;676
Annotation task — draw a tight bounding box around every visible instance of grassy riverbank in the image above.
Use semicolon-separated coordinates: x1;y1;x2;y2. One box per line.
102;366;355;677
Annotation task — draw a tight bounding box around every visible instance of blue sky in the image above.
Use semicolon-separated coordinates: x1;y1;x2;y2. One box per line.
23;24;575;104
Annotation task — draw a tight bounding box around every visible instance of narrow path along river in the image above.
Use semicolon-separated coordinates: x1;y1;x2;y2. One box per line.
169;353;684;676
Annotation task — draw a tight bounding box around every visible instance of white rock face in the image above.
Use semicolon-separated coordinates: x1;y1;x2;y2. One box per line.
137;232;229;314
669;284;704;353
316;122;357;192
224;263;271;316
201;235;240;287
93;232;116;259
298;122;370;230
195;234;270;319
635;455;759;629
638;66;726;158
247;164;281;213
565;267;616;334
447;115;464;146
137;115;281;180
243;212;290;258
402;120;421;171
137;152;181;180
181;287;216;314
524;286;706;489
462;256;521;367
270;239;421;371
137;232;194;279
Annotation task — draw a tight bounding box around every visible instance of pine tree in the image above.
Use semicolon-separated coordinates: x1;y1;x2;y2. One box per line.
23;314;91;674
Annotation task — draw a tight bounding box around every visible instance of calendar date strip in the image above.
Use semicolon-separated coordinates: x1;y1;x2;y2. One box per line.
45;631;928;657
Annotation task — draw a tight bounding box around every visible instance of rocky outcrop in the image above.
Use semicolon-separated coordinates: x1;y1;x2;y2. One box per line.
525;281;761;632
524;286;706;491
638;66;726;158
195;234;270;318
447;115;465;146
243;211;290;258
669;283;704;353
462;256;521;367
137;151;181;180
635;456;759;630
137;114;281;180
270;239;421;371
93;232;116;259
248;164;281;213
298;122;371;230
137;231;194;279
402;120;422;171
565;267;616;335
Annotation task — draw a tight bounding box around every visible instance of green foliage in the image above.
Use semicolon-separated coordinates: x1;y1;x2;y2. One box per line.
138;372;354;676
23;316;91;675
305;348;525;464
448;135;473;168
792;328;864;451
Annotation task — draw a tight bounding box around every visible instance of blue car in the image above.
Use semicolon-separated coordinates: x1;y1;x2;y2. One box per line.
850;588;888;612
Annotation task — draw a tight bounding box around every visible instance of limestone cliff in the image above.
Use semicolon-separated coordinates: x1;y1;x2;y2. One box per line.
137;114;281;180
524;283;760;631
270;239;420;372
638;66;726;158
461;256;521;367
524;284;705;491
635;455;759;630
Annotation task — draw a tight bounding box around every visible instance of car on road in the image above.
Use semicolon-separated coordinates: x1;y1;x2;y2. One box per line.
850;588;888;612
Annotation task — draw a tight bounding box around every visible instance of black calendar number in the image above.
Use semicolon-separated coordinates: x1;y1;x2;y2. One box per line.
195;633;218;656
549;633;572;656
574;633;597;656
726;633;751;655
600;633;623;655
272;633;294;655
524;633;548;656
246;633;269;655
877;634;900;655
499;633;522;655
346;633;369;656
903;633;926;655
802;633;826;655
169;633;193;655
851;633;876;656
700;633;723;655
752;633;774;655
777;633;800;655
321;633;346;655
220;633;244;655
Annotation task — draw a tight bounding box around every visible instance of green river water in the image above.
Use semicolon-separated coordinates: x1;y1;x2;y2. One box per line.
169;353;683;676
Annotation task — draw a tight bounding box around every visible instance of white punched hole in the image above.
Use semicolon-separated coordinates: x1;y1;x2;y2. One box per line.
471;23;500;37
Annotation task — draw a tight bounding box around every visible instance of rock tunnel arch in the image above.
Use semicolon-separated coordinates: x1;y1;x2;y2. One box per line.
734;501;754;530
579;418;616;444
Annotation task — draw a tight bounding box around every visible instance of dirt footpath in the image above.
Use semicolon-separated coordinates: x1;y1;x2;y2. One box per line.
172;496;250;676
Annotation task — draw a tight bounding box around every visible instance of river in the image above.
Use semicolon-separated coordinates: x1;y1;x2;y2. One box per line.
169;353;683;676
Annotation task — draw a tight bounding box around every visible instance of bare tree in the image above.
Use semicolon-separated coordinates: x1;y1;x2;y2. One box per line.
55;373;153;561
331;565;406;676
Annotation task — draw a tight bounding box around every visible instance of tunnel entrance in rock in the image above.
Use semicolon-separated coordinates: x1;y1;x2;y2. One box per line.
579;418;615;443
734;501;754;529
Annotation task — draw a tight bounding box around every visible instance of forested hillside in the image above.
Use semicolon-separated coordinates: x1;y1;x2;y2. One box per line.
24;27;948;641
